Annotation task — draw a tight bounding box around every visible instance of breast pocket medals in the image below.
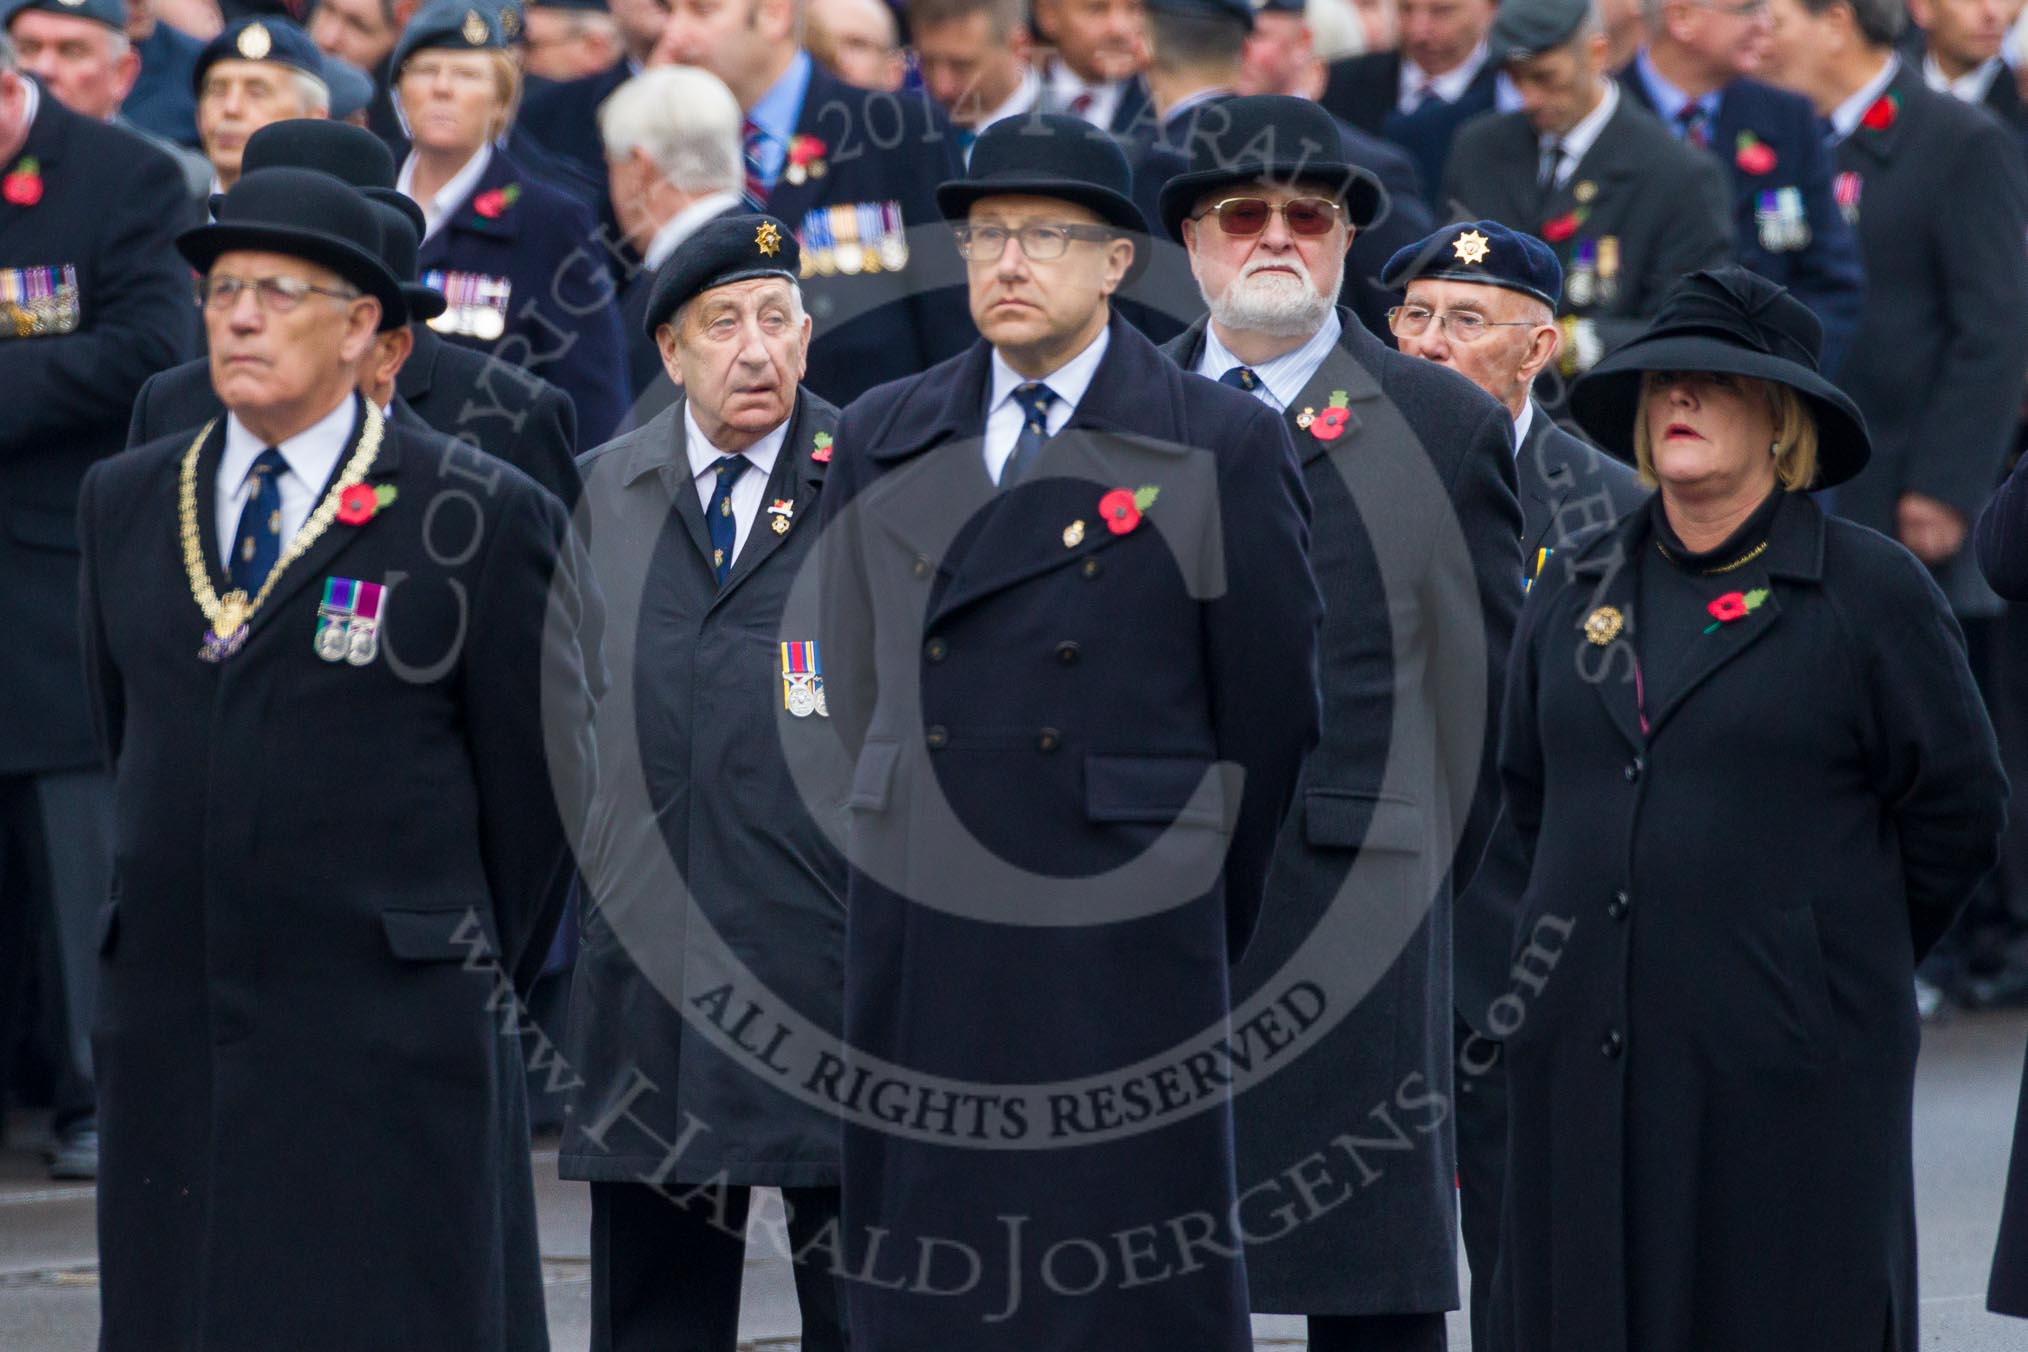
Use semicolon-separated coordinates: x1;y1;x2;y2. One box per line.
314;577;387;665
179;405;387;662
781;640;827;717
0;263;80;338
423;269;511;341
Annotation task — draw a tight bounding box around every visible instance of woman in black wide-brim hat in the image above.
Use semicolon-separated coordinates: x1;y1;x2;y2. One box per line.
1486;266;2006;1352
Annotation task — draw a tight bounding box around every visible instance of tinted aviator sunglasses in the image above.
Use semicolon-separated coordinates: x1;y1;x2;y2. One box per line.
1190;196;1346;237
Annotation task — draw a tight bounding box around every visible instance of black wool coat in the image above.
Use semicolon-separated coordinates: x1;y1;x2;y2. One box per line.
559;390;850;1187
1;86;197;776
1489;493;2005;1352
1165;312;1521;1314
816;314;1321;1350
78;399;596;1352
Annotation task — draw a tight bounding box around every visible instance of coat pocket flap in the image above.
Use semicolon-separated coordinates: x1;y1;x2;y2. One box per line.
6;506;79;553
1305;789;1422;853
848;739;900;812
380;908;493;963
1085;755;1226;827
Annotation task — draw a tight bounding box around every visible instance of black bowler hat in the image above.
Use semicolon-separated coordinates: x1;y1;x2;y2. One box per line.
178;168;407;331
241;119;397;190
1144;0;1254;29
365;198;449;325
193;17;324;95
393;0;511;75
1489;0;1591;62
1;0;125;32
936;114;1150;268
1570;267;1871;488
642;213;802;338
1382;219;1562;308
1155;95;1383;243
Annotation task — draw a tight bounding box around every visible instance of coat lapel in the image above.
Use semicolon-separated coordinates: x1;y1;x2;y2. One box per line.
0;84;66;242
1566;513;1647;751
646;393;717;573
715;394;832;602
1281;317;1384;465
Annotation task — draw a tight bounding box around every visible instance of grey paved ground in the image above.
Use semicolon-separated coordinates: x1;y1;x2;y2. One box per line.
6;1009;2028;1349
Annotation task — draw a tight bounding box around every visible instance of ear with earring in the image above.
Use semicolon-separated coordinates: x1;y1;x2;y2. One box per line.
1771;441;1783;457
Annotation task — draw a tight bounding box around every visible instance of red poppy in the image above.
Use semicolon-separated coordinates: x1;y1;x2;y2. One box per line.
1734;139;1777;175
1541;211;1581;243
473;189;507;218
1311;406;1351;441
1099;488;1143;534
810;443;831;463
1860;95;1897;131
2;164;42;207
1707;591;1748;623
788;135;827;167
336;483;381;526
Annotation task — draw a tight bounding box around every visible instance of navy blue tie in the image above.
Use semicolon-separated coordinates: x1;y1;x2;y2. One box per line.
229;447;287;595
706;454;751;585
999;381;1058;486
1219;365;1261;394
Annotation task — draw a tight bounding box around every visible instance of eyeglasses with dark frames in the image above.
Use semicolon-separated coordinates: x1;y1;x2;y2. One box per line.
952;222;1120;261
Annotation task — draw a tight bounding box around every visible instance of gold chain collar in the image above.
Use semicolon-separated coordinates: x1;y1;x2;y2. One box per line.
179;400;386;660
1653;536;1770;576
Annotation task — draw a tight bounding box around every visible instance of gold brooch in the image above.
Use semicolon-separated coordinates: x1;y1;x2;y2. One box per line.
756;220;782;257
1062;519;1085;548
236;21;271;59
1584;605;1624;646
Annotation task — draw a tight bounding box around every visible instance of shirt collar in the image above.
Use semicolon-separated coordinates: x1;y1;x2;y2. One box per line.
1922;51;2002;104
1633;49;1720;128
16;77;39;140
977;66;1043;134
1512;398;1535;456
396;141;492;241
1162;85;1230;131
1829;52;1900;141
644;188;745;272
749;49;814;155
683;398;790;485
1542;78;1618;161
1197;309;1343;412
1400;41;1489;107
221;394;359;496
988;324;1112;421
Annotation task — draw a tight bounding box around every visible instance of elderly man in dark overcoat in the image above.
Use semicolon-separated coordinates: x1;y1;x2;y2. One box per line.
816;114;1321;1350
77;166;593;1352
560;214;851;1352
1156;95;1521;1352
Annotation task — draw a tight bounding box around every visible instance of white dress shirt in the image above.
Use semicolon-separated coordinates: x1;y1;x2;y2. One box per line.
982;326;1111;483
216;397;359;564
1045;61;1125;129
1923;52;2002;105
1399;42;1490;113
685;402;787;565
644;189;746;273
1512;399;1535;457
1194;310;1344;414
1828;54;1901;142
396;142;493;242
1539;79;1619;189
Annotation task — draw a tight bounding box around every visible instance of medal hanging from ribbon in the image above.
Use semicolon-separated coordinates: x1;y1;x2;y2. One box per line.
780;640;827;718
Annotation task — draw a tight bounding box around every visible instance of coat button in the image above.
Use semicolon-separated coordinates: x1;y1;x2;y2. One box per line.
1607;890;1629;921
1037;728;1061;752
925;638;948;663
1623;756;1645;783
1081;558;1102;579
912;555;932;580
925;725;949;750
1602;1029;1624;1059
1054;640;1081;665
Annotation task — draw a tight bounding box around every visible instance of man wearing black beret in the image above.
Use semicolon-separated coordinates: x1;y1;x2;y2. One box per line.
1158;93;1520;1352
561;213;851;1352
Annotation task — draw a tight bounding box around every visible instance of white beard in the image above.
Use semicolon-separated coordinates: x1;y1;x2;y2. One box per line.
1203;255;1337;339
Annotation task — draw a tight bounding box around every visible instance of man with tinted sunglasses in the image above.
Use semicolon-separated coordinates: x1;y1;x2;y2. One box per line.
1159;93;1522;1352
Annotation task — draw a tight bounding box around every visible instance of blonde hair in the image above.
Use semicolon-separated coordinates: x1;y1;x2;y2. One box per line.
1631;372;1820;492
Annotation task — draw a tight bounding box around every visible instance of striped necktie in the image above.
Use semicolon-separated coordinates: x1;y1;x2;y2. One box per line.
741;118;770;205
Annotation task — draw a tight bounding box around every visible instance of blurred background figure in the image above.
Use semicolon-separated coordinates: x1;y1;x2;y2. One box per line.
1236;0;1326;98
519;0;622;81
806;0;905;88
305;0;416;147
518;0;669;192
911;0;1038;156
1031;0;1151;131
194;15;328;190
1320;0;1503;206
1910;0;2028;144
121;0;206;145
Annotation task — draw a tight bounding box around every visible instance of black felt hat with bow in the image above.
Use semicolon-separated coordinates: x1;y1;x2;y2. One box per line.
1570;266;1871;488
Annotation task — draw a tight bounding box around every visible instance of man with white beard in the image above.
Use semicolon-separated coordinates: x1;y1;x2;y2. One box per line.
1158;94;1523;1352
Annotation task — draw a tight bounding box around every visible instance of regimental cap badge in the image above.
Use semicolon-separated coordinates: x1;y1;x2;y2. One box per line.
462;8;489;44
1584;605;1624;646
57;0;86;9
237;21;272;59
756;220;782;257
1451;229;1491;266
498;3;520;37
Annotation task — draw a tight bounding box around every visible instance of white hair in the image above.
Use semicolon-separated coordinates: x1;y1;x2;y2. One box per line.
1306;0;1368;61
291;69;331;115
598;65;743;193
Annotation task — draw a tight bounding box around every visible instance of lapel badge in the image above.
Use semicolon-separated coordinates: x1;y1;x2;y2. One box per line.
781;640;826;718
1584;605;1624;647
1063;519;1086;548
768;497;795;535
1573;179;1597;204
314;577;387;666
1295;406;1315;430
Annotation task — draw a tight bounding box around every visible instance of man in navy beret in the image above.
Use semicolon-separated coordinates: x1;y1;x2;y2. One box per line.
193;15;328;190
562;212;852;1352
1381;216;1640;1351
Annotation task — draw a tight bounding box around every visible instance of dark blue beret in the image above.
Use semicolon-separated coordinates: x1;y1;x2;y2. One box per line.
642;213;803;338
193;17;325;95
392;0;513;76
1488;0;1591;61
1;0;125;33
323;55;376;121
1382;219;1563;308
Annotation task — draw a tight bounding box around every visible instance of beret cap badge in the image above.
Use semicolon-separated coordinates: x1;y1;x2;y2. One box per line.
1451;229;1491;266
756;221;782;257
237;21;272;59
462;9;488;43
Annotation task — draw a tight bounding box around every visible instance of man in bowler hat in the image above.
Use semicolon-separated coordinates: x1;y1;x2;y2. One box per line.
1158;93;1522;1352
78;166;593;1351
817;113;1320;1350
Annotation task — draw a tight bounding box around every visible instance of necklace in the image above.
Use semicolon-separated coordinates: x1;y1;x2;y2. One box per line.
179;401;385;662
1654;536;1769;576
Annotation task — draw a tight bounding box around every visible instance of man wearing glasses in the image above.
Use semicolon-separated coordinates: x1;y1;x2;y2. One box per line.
1619;0;1865;374
1158;94;1520;1352
77;166;593;1349
1381;216;1639;1352
817;113;1320;1349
